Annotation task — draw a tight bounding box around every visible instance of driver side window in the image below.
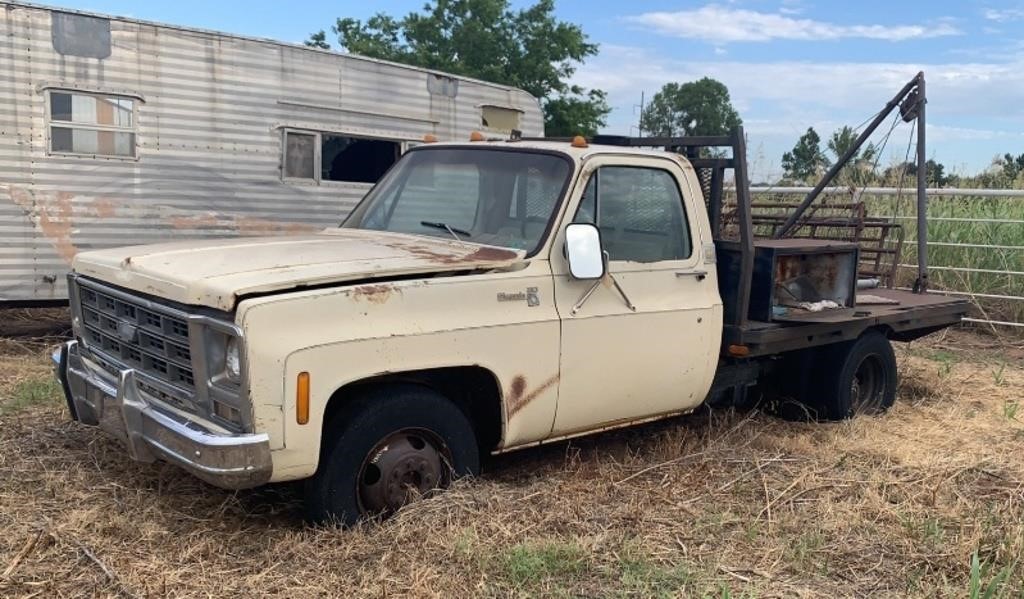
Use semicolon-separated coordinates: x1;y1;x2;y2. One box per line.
573;166;692;263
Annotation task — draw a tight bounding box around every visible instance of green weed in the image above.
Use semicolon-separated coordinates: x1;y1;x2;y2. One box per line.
1;377;62;415
969;550;1016;599
499;540;589;587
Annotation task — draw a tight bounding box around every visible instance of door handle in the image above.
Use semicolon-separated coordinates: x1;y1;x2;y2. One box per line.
676;270;707;281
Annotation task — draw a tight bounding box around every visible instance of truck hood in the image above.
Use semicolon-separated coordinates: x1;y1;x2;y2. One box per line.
71;228;526;311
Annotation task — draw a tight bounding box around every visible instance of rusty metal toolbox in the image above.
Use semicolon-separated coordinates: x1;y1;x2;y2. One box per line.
718;239;860;323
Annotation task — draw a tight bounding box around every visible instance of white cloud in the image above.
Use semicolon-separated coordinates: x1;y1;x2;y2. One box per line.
926;124;1023;142
778;0;804;15
983;8;1024;22
572;46;1024;177
575;46;1024;119
626;5;960;43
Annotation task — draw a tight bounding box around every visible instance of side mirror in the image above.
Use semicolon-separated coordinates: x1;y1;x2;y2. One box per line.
565;223;605;280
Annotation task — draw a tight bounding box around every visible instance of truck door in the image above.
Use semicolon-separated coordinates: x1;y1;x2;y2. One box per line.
549;156;721;435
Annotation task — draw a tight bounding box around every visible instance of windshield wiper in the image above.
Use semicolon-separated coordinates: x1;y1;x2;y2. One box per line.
420;221;471;241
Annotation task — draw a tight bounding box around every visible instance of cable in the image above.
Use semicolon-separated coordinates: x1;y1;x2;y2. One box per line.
852;107;885;134
893;123;917;224
866;111;902;178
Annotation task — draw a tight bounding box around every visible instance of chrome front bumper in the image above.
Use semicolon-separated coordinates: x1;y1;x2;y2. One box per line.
53;340;272;490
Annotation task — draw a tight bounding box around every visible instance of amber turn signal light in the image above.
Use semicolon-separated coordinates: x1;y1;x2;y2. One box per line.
296;371;310;425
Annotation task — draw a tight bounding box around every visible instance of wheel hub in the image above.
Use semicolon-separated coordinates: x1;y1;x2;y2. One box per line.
851;353;885;413
358;430;449;516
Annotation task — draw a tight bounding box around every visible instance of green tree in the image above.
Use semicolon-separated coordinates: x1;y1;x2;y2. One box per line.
782;127;830;182
827;125;879;184
308;0;610;136
882;159;954;187
998;152;1024;184
638;78;742;137
542;89;610;137
305;30;330;49
827;125;878;165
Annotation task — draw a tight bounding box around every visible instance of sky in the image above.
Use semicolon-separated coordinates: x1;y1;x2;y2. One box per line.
62;0;1024;181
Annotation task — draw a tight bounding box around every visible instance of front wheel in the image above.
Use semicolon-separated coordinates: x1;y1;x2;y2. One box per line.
304;385;480;525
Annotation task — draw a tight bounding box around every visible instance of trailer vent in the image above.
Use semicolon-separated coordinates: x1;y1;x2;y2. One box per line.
427;74;459;98
481;105;522;133
52;12;111;59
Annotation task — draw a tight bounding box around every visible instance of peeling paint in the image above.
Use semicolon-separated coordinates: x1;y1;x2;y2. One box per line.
7;185;79;262
466;246;518;262
351;283;400;304
93;198;118;218
507;373;559;417
388;239;521;266
236;217;318;237
169;213;220;229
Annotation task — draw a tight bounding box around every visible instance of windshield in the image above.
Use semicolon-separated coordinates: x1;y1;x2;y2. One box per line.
344;147;572;254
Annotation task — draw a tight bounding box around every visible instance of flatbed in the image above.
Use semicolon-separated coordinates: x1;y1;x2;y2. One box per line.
731;288;968;356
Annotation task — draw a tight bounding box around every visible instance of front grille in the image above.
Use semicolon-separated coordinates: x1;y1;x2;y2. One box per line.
76;280;197;395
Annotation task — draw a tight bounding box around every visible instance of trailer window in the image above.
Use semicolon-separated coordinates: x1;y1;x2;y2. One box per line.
284;132;316;179
574;167;692;263
322;135;400;183
282;130;401;183
48;91;136;158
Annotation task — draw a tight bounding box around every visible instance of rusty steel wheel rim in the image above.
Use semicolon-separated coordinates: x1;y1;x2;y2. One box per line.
851;353;885;414
357;428;452;516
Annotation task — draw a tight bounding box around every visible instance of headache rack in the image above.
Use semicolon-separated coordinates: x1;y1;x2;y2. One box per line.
570;72;968;356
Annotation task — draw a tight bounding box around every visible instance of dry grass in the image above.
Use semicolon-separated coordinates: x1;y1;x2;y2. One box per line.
1;318;1023;598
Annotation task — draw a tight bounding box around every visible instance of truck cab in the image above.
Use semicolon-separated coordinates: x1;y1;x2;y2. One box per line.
53;134;964;524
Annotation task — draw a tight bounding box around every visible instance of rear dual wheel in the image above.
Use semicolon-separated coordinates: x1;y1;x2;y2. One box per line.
773;330;897;421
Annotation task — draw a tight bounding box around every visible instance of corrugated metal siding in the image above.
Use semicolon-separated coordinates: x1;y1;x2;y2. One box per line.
0;2;544;302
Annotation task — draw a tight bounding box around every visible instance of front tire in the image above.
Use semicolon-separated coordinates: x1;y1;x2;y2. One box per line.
304;385;480;525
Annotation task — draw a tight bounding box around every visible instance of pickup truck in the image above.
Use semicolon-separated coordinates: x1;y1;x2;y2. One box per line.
53;126;967;525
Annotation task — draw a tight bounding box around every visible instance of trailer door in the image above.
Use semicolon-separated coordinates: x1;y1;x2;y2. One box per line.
550;156;718;435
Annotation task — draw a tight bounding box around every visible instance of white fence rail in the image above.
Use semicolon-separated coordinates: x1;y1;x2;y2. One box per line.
743;186;1024;329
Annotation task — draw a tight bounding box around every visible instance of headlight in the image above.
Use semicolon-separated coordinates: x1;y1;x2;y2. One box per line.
225;337;241;383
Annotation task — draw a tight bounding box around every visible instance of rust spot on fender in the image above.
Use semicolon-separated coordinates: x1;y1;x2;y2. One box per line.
351;283;399;304
510;375;526;401
507;373;559;417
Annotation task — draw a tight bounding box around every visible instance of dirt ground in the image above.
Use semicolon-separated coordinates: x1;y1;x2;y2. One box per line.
1;310;1022;598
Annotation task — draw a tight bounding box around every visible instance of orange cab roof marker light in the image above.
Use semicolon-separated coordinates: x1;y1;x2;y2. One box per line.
571;135;588;148
469;131;485;142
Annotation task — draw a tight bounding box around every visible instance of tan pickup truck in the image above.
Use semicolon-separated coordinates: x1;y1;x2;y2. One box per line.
54;129;967;524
